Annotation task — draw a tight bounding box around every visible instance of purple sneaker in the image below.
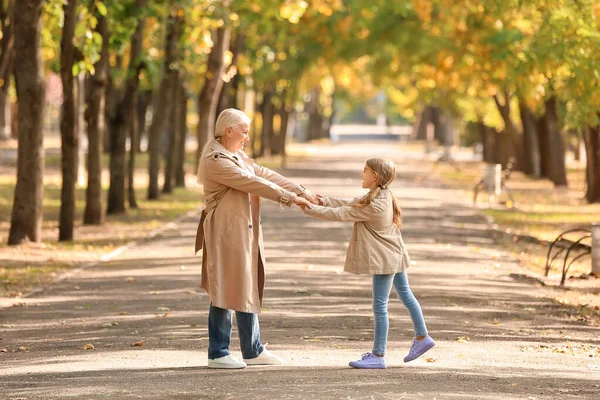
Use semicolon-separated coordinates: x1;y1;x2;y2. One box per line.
349;352;387;369
404;336;436;362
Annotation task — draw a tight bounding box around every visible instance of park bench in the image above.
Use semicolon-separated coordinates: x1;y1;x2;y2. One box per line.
545;225;600;285
473;156;516;205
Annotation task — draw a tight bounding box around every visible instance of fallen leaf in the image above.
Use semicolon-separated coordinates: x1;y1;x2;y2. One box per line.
1;348;7;353
83;344;95;350
157;307;170;312
456;336;470;344
119;312;127;315
126;277;136;283
132;341;144;347
190;323;197;328
17;346;29;351
425;357;437;363
295;289;309;294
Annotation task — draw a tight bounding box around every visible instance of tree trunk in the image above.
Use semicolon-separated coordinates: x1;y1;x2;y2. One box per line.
10;95;17;138
163;72;179;194
104;78;118;153
476;120;495;163
493;92;520;169
127;95;139;208
58;0;79;242
196;26;231;161
432;107;448;144
537;96;567;187
0;0;14;85
251;97;259;158
8;0;45;245
216;32;244;117
0;0;14;141
307;86;323;141
107;6;146;214
0;75;11;140
412;106;433;140
136;89;152;152
83;13;108;225
583;122;600;203
278;102;291;156
148;10;182;200
518;99;541;178
175;72;187;187
260;87;274;157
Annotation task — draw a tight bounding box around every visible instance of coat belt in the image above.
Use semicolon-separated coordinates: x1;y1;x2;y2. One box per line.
194;189;229;254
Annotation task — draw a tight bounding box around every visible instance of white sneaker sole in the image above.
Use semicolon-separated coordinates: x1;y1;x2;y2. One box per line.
244;359;282;366
207;361;247;369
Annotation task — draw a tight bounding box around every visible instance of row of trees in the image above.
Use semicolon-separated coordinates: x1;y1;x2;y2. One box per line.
3;0;600;246
357;0;600;201
3;0;344;245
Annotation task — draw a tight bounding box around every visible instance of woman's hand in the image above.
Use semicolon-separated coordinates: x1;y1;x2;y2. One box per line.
315;194;325;206
300;190;320;205
294;196;313;210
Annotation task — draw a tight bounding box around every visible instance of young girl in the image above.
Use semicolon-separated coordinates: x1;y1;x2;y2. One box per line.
302;158;435;369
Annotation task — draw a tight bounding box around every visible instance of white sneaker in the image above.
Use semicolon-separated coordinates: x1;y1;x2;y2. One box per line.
244;348;284;365
208;354;247;369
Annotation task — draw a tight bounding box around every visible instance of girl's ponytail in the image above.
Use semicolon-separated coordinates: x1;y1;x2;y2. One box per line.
390;192;402;228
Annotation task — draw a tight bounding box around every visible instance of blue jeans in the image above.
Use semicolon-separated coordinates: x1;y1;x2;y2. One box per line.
208;304;264;359
372;271;428;356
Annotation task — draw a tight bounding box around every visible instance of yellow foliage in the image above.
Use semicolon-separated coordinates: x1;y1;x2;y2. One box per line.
358;29;370;39
412;0;433;24
280;0;308;24
336;16;354;38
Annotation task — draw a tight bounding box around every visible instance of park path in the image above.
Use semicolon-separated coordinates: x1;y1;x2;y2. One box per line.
1;142;599;400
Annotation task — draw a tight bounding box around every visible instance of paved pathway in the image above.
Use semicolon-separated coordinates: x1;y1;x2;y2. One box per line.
1;142;598;399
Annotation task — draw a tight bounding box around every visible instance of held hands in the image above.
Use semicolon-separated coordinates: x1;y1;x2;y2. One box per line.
300;190;320;205
293;196;313;211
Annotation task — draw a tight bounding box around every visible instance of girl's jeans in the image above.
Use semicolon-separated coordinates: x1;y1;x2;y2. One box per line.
372;271;428;356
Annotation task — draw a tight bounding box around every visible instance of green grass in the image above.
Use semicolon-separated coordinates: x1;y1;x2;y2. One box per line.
437;160;600;240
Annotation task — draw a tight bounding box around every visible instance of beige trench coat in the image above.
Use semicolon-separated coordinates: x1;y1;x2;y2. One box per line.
196;141;303;313
303;189;411;275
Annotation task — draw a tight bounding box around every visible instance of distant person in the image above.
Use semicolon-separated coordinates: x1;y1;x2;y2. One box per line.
196;108;317;369
301;158;435;369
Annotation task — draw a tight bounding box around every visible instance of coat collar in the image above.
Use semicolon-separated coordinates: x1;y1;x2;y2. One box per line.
207;140;254;173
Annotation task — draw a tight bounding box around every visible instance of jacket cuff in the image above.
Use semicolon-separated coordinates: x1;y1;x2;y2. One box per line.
279;190;297;207
293;184;306;196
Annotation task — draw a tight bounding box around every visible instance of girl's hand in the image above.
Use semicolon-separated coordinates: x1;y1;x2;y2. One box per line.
300;190;319;205
315;194;325;205
294;196;312;210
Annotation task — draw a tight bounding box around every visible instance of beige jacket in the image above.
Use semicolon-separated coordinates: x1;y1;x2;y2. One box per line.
196;141;304;313
303;189;411;275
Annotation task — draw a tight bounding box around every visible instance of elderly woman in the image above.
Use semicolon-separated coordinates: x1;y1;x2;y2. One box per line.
196;108;316;369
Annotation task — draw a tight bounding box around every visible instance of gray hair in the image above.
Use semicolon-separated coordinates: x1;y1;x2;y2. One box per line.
197;108;252;184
